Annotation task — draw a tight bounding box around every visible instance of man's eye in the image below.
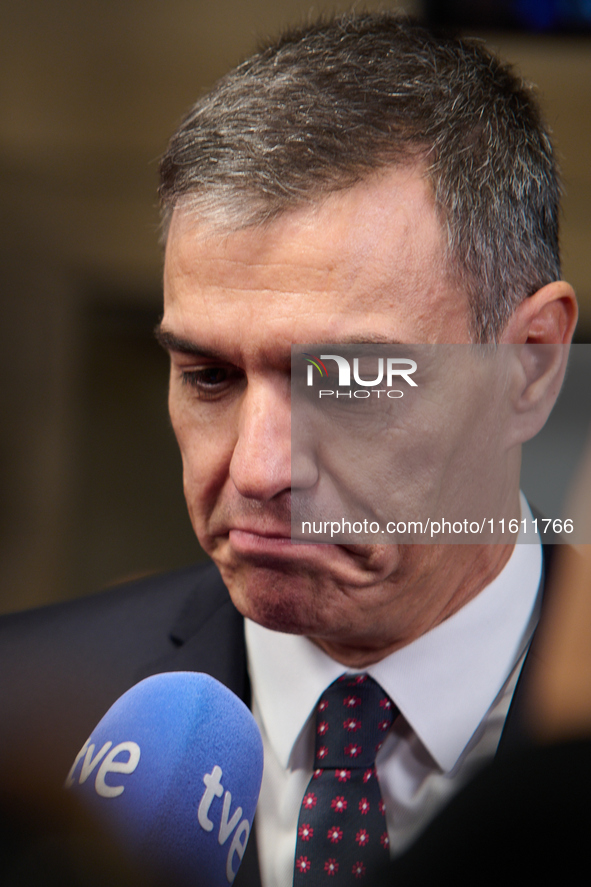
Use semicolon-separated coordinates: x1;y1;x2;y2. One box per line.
180;366;240;397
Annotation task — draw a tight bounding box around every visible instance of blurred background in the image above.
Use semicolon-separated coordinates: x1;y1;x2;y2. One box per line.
1;0;590;613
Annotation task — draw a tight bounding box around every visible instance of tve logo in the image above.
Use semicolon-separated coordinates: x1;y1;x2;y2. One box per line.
65;737;141;798
198;765;251;883
303;352;417;399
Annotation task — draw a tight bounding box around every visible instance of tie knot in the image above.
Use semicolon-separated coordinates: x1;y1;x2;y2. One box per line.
313;674;397;770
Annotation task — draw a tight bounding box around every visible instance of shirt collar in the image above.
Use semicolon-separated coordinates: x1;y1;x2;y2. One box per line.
245;495;542;773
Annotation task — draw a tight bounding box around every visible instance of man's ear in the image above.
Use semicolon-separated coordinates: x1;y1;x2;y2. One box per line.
501;281;578;446
500;280;578;346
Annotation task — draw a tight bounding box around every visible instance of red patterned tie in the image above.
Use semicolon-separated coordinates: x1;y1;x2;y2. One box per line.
293;674;397;883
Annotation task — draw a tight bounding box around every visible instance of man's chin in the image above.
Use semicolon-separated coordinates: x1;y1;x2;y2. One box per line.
216;563;324;635
209;541;404;639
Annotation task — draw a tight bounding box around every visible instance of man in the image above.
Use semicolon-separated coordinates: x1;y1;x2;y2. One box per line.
0;12;578;887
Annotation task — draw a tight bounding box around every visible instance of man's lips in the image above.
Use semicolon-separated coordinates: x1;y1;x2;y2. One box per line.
220;526;397;585
229;524;292;539
228;526;339;558
228;527;293;550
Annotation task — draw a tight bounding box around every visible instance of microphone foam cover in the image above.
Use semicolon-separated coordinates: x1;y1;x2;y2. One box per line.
65;672;263;886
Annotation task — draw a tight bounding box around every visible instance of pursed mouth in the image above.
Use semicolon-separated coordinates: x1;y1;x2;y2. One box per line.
228;526;292;540
227;527;339;554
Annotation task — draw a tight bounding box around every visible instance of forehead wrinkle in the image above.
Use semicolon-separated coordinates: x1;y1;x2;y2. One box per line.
168;246;411;317
171;243;367;299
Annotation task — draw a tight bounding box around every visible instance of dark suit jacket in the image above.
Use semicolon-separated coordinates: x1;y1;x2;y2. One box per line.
0;551;552;886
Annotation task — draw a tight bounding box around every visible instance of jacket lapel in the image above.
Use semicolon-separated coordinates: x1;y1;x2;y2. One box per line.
134;564;250;702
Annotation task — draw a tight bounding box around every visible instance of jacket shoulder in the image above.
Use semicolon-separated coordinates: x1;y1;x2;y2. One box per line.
0;561;227;663
0;561;238;783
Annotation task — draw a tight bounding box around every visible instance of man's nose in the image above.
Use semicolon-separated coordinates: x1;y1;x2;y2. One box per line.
229;379;293;501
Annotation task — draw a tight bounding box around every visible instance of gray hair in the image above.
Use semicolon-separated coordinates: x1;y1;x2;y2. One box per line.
159;13;561;342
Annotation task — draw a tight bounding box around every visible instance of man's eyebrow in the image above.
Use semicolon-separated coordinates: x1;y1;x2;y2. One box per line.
154;326;225;360
154;326;406;357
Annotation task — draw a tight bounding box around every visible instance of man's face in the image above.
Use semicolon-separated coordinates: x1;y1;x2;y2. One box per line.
161;167;514;665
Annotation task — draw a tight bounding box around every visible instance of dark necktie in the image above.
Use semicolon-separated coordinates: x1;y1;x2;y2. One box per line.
293;674;397;883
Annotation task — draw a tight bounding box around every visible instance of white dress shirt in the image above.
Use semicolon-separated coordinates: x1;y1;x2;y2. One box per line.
246;500;542;887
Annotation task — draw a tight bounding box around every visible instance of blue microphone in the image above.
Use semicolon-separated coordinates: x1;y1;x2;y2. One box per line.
64;672;263;886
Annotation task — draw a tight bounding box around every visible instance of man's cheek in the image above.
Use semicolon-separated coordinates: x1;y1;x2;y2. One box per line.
182;472;220;555
181;445;223;507
180;436;233;533
171;397;232;474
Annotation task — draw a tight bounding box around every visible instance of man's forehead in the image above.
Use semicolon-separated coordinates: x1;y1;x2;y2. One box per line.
165;166;440;273
162;166;471;347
